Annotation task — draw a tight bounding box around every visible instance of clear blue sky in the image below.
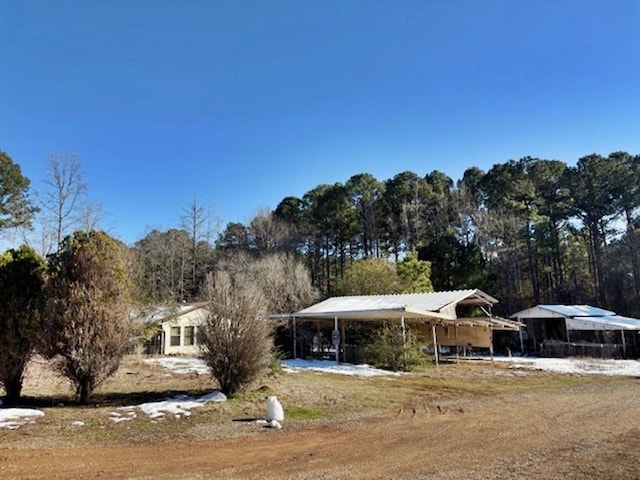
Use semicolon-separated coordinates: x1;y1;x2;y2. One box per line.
1;0;639;245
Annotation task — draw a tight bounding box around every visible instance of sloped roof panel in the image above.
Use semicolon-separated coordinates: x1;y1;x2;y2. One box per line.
537;305;616;317
294;290;497;320
566;315;640;331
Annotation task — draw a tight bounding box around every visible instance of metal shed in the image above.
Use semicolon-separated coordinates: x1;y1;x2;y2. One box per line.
511;305;640;358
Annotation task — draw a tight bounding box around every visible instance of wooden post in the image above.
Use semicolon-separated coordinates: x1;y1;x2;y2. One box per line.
432;323;439;367
621;329;627;358
454;323;459;362
489;315;494;361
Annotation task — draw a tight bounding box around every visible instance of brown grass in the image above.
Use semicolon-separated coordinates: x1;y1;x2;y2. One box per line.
2;355;639;479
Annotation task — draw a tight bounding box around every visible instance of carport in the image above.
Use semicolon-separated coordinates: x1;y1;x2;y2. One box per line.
512;304;640;358
282;289;520;364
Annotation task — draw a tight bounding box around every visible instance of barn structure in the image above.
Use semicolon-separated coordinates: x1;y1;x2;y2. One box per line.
282;289;520;363
511;305;640;358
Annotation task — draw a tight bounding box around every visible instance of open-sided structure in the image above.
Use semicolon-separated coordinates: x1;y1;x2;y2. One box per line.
511;304;640;358
284;289;520;363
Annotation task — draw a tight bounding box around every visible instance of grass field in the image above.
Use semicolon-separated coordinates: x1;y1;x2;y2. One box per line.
1;355;640;479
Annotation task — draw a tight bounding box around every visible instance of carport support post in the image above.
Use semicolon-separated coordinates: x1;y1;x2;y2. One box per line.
621;330;627;358
334;315;339;363
519;323;525;354
454;323;459;362
401;315;407;370
292;317;297;359
432;323;439;367
341;321;346;363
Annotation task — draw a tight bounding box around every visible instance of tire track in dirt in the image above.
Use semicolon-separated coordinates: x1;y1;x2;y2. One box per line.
2;379;639;480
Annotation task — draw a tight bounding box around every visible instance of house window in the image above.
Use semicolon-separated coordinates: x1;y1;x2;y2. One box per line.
170;327;181;346
184;326;195;346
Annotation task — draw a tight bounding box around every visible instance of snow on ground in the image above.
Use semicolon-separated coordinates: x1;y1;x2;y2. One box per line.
486;356;640;376
0;408;45;429
3;355;638;430
282;359;402;377
110;390;226;423
144;357;210;375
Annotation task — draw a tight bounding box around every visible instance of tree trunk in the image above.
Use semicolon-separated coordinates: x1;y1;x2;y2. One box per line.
625;209;640;306
78;377;92;405
589;221;606;306
3;375;23;405
525;219;540;304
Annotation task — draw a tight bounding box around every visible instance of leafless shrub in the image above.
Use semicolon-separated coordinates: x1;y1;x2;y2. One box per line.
198;270;274;396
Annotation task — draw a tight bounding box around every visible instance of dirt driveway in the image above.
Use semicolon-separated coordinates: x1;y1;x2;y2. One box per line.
2;373;639;480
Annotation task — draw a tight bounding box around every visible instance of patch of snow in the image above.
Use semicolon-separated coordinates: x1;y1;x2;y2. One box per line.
111;390;227;422
0;408;45;429
480;356;640;376
110;409;137;423
72;420;85;427
144;357;210;375
282;359;402;377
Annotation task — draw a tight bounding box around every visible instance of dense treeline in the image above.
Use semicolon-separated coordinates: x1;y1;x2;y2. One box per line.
3;149;640;318
129;151;640;318
260;152;640;317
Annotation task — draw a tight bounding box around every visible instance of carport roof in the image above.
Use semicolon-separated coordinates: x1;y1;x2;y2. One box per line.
292;289;498;321
511;305;640;331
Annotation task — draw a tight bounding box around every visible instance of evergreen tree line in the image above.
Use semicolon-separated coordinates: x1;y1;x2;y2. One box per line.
130;151;640;318
263;152;640;317
4;148;640;318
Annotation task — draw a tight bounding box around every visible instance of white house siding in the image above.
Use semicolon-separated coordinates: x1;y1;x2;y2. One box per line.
161;307;208;355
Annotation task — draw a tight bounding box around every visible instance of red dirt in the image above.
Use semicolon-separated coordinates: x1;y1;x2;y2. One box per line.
2;376;639;479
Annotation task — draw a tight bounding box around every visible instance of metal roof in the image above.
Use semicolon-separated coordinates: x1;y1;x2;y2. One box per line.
293;289;498;321
511;304;640;331
537;305;616;317
566;315;640;331
511;304;616;319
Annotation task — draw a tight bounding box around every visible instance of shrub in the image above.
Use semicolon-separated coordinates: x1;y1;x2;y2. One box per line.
359;323;429;372
198;270;274;396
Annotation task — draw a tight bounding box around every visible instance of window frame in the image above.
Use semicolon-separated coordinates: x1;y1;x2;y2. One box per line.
170;326;181;346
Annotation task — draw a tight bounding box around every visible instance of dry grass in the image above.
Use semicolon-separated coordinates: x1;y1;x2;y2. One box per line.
3;354;619;449
2;355;640;479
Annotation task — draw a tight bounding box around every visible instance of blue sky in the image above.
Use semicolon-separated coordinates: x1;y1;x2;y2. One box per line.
1;0;639;245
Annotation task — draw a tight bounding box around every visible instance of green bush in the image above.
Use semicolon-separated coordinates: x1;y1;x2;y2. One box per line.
359;324;429;372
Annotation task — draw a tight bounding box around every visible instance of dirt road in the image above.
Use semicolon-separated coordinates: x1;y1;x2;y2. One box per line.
2;376;639;479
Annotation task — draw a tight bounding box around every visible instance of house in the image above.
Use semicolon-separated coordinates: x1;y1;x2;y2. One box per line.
510;304;640;358
131;303;208;355
281;289;521;363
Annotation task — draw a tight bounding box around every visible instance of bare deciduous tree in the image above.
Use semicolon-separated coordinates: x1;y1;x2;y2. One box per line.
215;250;317;314
248;208;297;252
198;270;273;396
34;153;104;254
181;199;219;299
